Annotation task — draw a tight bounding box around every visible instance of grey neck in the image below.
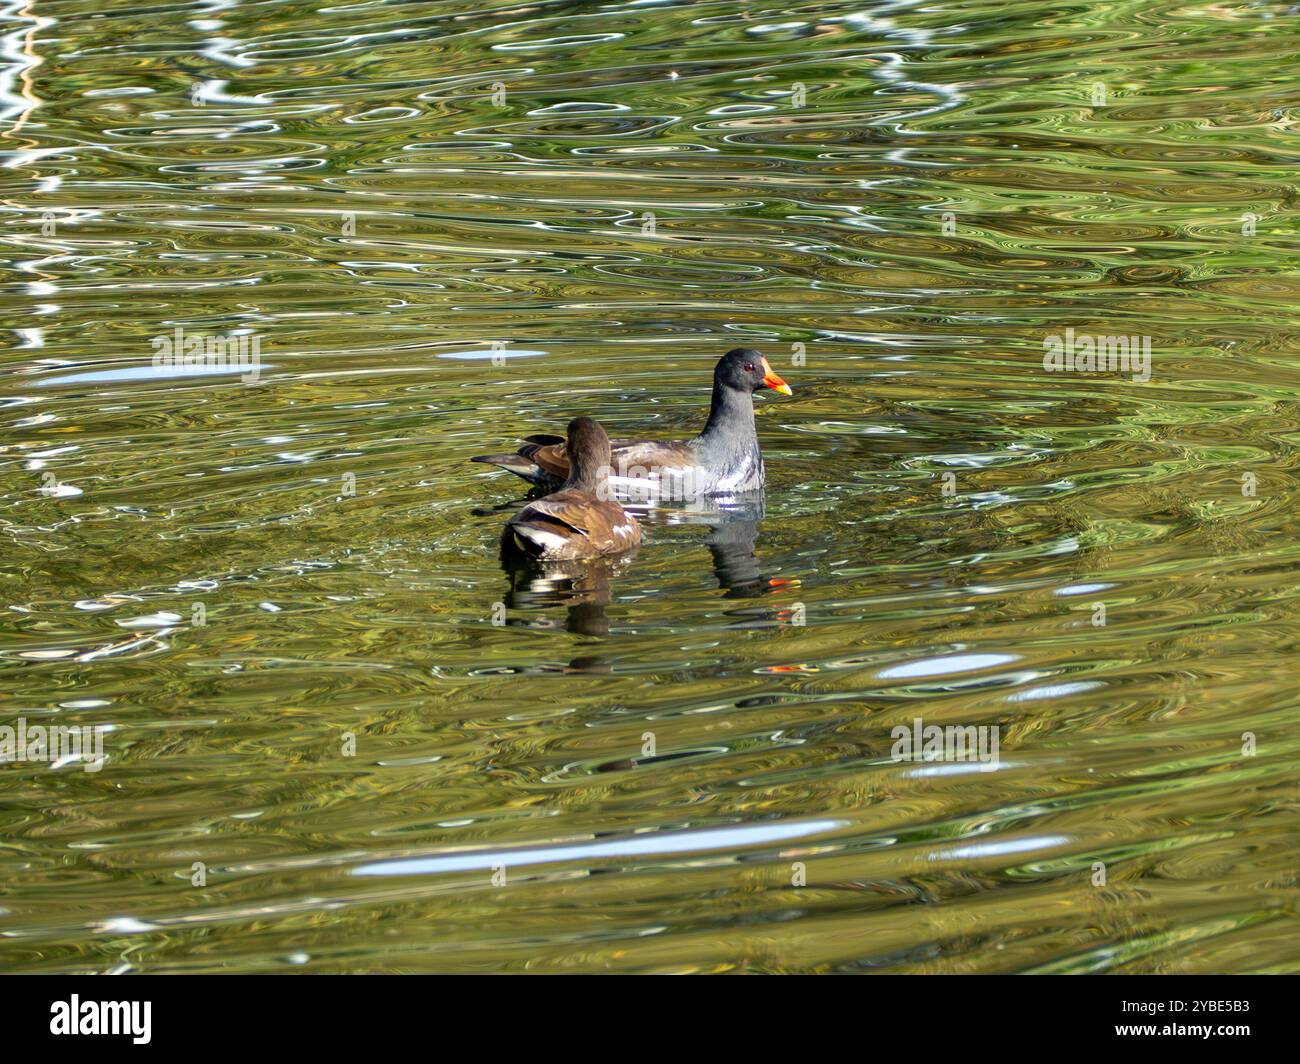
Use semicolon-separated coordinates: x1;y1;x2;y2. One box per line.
694;382;759;460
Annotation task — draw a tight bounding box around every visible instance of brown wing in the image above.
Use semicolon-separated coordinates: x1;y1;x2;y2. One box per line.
521;489;641;556
608;440;699;478
519;441;572;483
516;438;701;487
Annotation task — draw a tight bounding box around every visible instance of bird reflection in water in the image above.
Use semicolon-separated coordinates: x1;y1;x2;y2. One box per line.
657;491;794;601
496;490;796;655
499;550;635;640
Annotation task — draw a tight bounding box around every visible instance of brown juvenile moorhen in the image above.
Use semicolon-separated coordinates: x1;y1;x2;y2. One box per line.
501;416;642;561
472;348;790;497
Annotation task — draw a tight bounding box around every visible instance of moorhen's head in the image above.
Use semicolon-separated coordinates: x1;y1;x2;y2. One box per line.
715;348;792;396
565;415;613;491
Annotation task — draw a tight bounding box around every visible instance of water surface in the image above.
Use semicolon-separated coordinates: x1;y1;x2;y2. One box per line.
2;0;1299;973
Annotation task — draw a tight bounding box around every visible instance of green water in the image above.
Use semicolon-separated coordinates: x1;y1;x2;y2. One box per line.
2;0;1299;973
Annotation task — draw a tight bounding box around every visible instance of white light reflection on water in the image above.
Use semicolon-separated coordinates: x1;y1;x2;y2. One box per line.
355;818;848;877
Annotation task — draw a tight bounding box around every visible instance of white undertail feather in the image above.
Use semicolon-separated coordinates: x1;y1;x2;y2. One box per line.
512;527;571;553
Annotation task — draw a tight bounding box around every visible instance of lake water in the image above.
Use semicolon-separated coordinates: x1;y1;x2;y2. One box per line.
2;0;1298;973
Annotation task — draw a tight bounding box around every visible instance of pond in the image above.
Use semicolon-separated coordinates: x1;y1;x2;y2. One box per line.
1;0;1298;973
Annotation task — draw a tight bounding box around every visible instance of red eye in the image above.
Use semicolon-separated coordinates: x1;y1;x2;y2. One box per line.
744;363;755;372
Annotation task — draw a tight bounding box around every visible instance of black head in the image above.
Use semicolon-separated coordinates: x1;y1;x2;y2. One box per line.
565;416;613;491
714;348;791;395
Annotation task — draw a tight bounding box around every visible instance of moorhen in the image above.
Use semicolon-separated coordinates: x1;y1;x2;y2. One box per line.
501;416;642;561
472;348;791;497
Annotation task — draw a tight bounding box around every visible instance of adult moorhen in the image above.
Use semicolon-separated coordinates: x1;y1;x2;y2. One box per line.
472;348;791;497
501;416;642;561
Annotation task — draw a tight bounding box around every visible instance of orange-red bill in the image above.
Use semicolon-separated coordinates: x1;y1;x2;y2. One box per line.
759;356;792;395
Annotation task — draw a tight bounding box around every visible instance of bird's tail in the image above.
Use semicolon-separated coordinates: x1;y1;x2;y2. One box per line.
470;453;545;481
